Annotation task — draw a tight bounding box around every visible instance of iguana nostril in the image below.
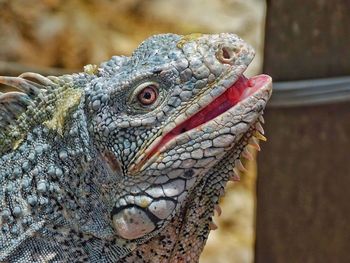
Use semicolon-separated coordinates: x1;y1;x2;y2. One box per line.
222;47;231;59
216;45;237;64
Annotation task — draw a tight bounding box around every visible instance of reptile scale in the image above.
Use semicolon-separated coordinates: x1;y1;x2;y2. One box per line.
0;33;272;262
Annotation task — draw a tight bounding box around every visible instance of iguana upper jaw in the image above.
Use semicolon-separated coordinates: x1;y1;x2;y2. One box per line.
131;73;272;173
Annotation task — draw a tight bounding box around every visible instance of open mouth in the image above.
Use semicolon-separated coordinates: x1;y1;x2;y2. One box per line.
132;74;271;172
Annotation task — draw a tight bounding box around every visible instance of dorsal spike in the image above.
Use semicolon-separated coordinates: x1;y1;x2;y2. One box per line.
47;76;60;83
19;72;56;86
0;110;12;124
3;103;23;116
0;91;32;107
0;91;33;130
0;76;44;97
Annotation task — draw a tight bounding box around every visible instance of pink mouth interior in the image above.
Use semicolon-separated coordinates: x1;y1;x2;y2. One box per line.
142;74;269;165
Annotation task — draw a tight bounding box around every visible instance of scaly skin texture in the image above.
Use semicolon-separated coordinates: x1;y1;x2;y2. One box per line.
0;33;272;262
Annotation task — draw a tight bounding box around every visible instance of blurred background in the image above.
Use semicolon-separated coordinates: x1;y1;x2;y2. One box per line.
0;0;349;262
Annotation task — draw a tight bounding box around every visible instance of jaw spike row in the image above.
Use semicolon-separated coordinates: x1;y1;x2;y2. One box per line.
214;204;222;216
254;130;267;141
230;168;241;181
249;137;261;151
258;115;265;124
209;221;218;230
235;159;248;173
255;122;265;135
230;174;240;182
242;147;254;161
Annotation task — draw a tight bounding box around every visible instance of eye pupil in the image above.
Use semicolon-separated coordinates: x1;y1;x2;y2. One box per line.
143;92;152;100
137;85;158;105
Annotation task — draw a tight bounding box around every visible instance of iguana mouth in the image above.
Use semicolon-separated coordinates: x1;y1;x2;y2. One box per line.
131;74;271;172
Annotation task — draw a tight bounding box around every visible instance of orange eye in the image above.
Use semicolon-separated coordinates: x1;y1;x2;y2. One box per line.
137;85;158;105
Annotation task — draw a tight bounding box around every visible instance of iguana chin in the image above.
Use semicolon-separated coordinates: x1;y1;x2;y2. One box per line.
0;33;272;262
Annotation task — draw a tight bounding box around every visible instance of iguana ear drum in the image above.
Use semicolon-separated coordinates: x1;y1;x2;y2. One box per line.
102;150;122;174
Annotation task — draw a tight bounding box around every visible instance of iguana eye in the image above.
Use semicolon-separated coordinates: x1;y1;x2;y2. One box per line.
137;83;158;105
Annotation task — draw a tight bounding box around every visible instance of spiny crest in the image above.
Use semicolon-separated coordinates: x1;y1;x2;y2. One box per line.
0;72;82;155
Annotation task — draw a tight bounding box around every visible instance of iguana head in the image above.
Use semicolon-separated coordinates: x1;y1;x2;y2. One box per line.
88;33;272;260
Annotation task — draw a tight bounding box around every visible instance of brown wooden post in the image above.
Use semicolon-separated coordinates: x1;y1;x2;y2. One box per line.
256;1;350;262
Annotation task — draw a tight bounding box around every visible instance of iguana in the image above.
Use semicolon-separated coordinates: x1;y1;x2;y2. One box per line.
0;33;272;262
